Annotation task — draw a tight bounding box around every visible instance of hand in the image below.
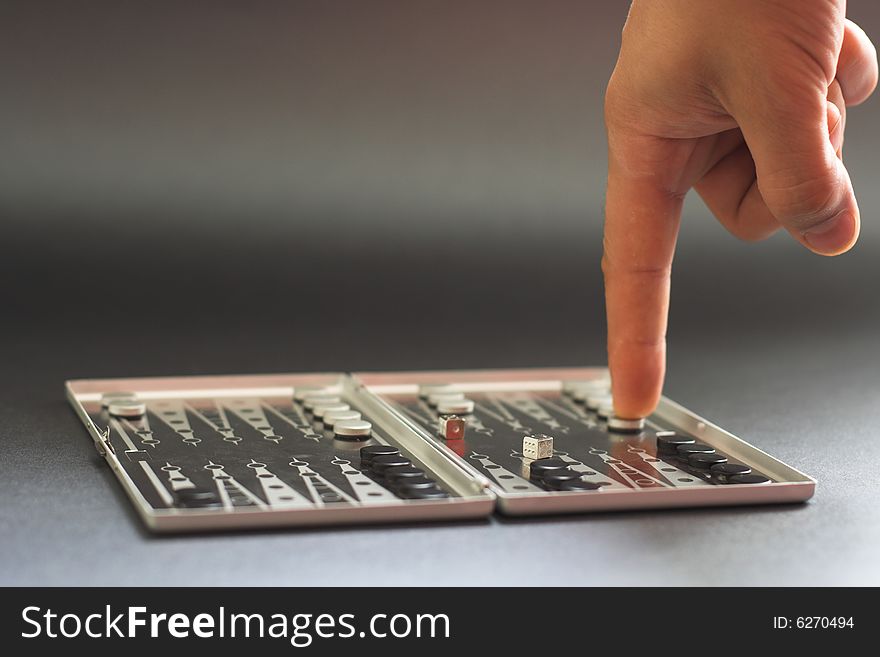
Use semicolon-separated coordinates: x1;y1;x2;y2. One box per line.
603;0;878;418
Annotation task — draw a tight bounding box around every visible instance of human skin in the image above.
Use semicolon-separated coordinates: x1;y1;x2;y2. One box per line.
603;0;878;418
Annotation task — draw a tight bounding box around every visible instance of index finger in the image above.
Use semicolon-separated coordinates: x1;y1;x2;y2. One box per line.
603;134;684;419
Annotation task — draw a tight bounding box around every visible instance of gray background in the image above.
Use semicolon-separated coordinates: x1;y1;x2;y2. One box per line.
1;0;879;585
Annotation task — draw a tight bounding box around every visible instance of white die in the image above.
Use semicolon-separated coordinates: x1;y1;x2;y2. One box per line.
523;434;554;460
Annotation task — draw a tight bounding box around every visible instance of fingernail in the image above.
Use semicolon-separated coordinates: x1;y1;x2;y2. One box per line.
830;118;844;154
803;210;857;255
826;100;844;157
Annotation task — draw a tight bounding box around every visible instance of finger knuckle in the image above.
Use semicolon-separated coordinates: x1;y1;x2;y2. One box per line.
603;78;628;125
602;253;672;282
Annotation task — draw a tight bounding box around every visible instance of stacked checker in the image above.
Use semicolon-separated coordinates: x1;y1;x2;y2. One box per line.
655;431;771;485
297;389;375;441
102;391;146;419
527;458;604;492
360;445;450;500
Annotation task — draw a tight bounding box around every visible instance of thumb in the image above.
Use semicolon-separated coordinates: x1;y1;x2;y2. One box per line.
732;80;859;255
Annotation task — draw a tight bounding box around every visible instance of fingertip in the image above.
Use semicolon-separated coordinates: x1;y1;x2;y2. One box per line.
609;345;664;419
612;395;660;421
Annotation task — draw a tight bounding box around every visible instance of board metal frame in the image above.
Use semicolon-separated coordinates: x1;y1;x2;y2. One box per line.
354;367;816;515
66;373;495;532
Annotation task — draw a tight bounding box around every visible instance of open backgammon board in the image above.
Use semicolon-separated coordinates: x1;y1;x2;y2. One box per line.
66;368;815;532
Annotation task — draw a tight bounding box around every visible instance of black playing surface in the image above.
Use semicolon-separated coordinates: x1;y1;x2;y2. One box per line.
388;389;773;494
